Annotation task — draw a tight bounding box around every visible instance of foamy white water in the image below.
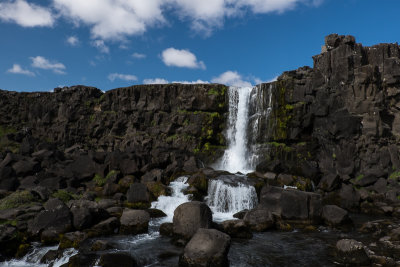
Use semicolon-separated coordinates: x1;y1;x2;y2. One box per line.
206;179;258;221
151;176;191;222
0;244;77;267
218;86;252;173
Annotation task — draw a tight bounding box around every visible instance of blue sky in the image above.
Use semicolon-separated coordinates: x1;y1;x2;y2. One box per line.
1;0;400;92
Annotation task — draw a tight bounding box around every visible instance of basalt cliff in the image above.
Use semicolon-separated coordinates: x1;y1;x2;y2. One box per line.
1;34;400;266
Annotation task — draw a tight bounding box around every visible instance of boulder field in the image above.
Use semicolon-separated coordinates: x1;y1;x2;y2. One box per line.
1;34;400;266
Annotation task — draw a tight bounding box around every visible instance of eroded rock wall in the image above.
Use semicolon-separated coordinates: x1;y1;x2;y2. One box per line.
254;34;400;211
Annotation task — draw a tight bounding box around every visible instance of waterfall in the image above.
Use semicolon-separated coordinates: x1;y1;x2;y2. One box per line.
217;84;273;173
206;179;258;221
218;86;252;173
151;176;191;222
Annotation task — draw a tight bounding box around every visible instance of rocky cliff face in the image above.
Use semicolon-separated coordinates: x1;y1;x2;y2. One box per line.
253;34;400;213
0;84;227;177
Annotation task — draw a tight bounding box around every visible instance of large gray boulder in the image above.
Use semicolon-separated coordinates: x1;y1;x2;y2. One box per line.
243;209;274;232
173;201;212;240
335;239;370;265
28;198;72;240
179;228;230;267
258;186;322;224
322;205;351;227
120;209;150;235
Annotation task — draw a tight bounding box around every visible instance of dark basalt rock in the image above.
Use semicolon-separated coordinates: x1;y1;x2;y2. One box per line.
321;205;351;227
119;209;150;235
179;228;230;267
335;239;370;266
173;201;212;241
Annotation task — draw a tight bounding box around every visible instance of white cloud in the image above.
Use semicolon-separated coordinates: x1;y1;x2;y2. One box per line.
53;0;166;40
66;36;79;46
7;64;35;76
132;52;146;59
161;48;205;69
143;78;169;84
0;1;322;40
0;0;54;27
92;40;109;53
212;70;252;87
172;79;209;84
108;73;138;82
30;56;66;74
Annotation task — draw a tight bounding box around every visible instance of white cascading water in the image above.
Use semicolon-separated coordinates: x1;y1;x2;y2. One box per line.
206;179;258;222
0;244;76;267
218;86;253;173
151;176;191;222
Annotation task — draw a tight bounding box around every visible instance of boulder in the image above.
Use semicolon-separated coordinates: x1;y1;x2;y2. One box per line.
243;209;274;232
179;228;230;267
219;219;252;238
28;198;72;239
126;183;150;203
86;217;120;237
322;205;351;227
335;239;370;265
173;201;212;240
258;186;322;224
119;209;150;235
160;222;174;237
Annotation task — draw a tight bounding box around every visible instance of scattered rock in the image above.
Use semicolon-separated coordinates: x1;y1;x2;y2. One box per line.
322;205;351;227
173;201;212;240
335;239;370;266
179;228;230;267
119;209;150;235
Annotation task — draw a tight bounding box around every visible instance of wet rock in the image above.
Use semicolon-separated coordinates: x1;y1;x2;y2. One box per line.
335;239;370;266
119;209;150;235
99;252;138;267
146;208;167;218
219;219;252;239
233;210;248;219
40;249;64;264
179;228;230;267
86;217;120;237
173;201;212;240
243;209;275;232
322;205;351;227
91;240;115;251
59;231;88;249
160;222;174;237
65;252;98;267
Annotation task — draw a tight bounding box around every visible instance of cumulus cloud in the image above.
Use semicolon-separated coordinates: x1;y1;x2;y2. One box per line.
53;0;166;40
0;0;54;27
30;56;66;74
108;73;138;82
161;48;205;69
172;79;209;84
1;1;322;40
211;70;252;87
132;52;146;59
66;36;79;46
7;64;35;76
91;40;109;53
143;78;169;84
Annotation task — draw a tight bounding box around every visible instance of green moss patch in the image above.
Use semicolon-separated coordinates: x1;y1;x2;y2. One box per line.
0;191;37;210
